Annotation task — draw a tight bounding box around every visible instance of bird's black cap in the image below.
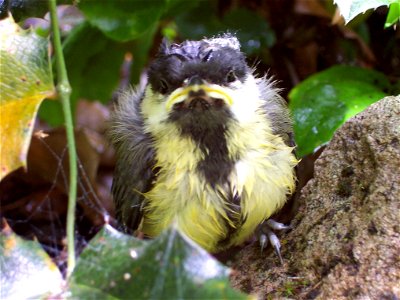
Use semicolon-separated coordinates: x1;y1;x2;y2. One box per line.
148;34;250;95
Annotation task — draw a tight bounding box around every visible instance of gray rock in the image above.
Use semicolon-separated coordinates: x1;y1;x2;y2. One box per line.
231;96;400;299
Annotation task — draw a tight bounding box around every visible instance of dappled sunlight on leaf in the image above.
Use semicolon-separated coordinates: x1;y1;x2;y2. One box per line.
0;221;63;299
69;225;248;299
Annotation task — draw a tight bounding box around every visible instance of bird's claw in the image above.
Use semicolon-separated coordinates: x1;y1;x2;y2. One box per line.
258;219;292;265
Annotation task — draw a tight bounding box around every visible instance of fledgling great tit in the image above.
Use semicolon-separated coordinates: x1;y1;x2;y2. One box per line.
109;34;297;255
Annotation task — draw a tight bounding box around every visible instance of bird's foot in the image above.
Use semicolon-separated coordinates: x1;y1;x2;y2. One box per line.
258;219;292;265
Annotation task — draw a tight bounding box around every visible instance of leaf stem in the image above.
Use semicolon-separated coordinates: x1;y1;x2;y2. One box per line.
48;0;77;278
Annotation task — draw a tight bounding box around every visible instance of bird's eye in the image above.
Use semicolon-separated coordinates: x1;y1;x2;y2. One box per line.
159;79;169;94
226;70;237;83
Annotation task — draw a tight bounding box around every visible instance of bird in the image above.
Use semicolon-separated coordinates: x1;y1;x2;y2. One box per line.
109;34;298;258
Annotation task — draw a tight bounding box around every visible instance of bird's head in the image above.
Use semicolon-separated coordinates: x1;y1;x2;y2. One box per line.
142;34;264;133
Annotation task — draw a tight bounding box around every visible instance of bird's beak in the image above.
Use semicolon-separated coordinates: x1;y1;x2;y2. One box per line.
165;76;233;111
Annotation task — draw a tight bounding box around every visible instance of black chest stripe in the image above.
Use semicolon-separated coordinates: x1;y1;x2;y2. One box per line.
168;107;235;186
168;108;245;246
195;124;233;186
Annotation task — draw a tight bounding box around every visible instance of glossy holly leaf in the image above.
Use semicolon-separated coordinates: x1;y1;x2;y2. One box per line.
334;0;397;24
69;225;248;299
0;224;63;299
78;0;167;42
0;16;54;180
289;66;389;157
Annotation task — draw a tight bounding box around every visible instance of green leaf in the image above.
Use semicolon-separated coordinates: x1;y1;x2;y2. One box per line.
0;16;54;179
130;22;158;83
78;0;167;42
174;1;221;40
69;225;247;299
163;0;201;18
39;22;126;126
176;3;275;55
289;66;389;157
222;8;276;54
385;2;400;28
0;225;63;299
63;23;126;104
334;0;397;24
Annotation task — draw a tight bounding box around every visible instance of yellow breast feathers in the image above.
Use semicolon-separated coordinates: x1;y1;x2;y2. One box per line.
140;101;297;251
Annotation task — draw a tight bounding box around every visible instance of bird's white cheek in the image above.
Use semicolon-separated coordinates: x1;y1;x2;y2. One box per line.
229;77;261;123
141;87;169;129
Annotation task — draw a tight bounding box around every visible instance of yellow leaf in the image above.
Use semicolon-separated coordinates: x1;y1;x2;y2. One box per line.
0;15;55;180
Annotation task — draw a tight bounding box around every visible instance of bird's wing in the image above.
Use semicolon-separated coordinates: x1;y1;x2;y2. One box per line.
258;77;296;148
109;88;156;233
111;147;156;233
269;95;296;148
